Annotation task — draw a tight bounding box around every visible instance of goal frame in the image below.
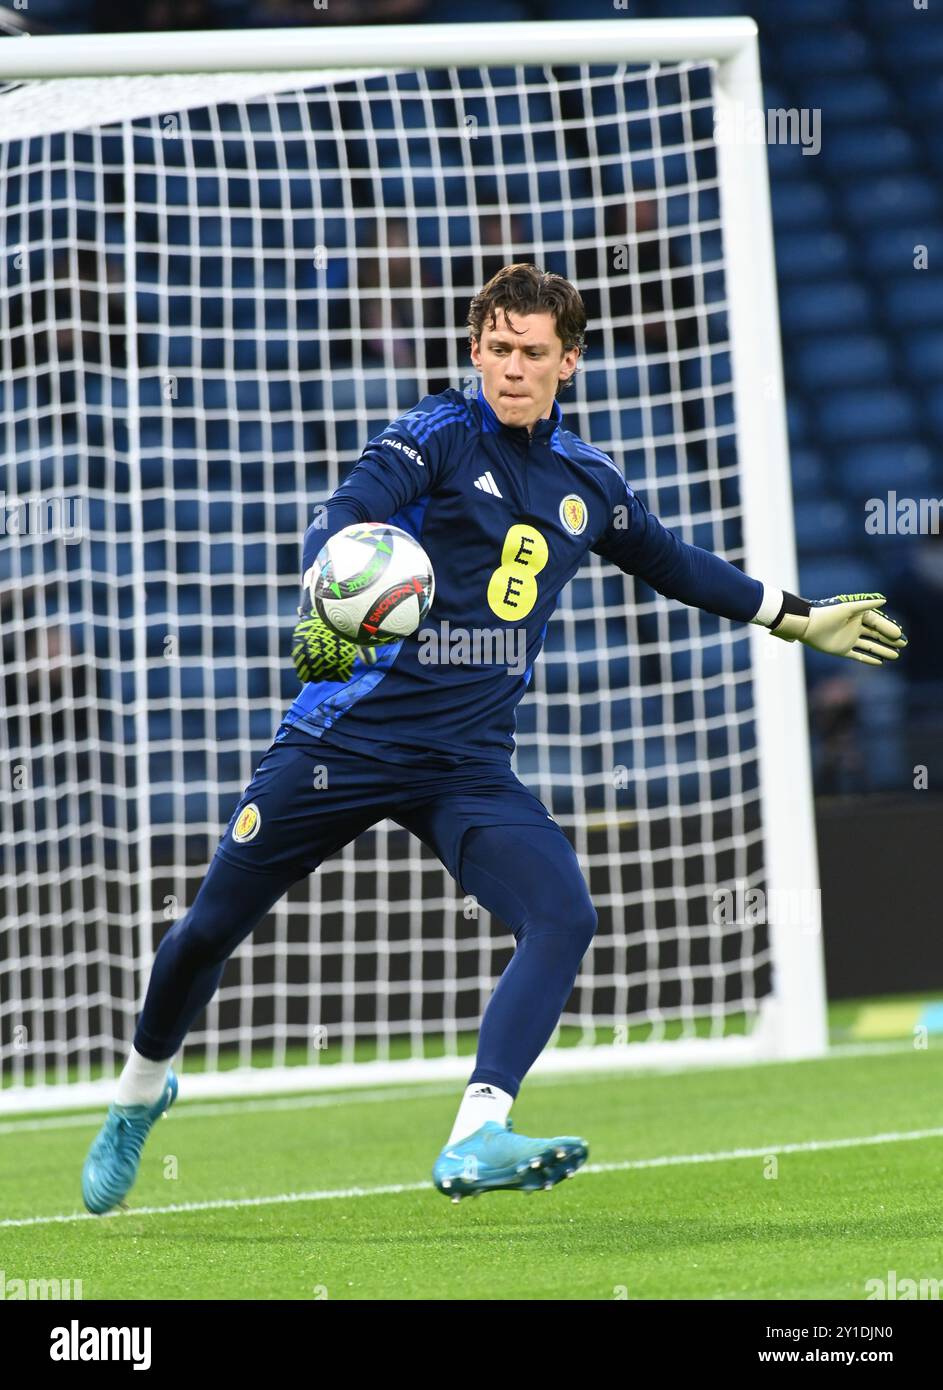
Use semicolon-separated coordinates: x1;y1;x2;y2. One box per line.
0;18;827;1113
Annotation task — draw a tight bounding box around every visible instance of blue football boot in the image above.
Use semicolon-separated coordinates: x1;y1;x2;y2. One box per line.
82;1069;178;1214
433;1118;588;1202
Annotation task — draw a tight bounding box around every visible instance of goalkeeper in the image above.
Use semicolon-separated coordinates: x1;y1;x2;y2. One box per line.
82;264;907;1211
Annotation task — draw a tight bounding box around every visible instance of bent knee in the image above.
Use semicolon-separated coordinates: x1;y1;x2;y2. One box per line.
520;894;597;951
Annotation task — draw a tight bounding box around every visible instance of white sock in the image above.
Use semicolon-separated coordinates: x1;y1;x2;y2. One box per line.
114;1045;175;1108
447;1082;513;1146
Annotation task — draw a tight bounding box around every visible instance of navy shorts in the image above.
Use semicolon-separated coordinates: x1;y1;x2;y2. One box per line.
214;725;561;892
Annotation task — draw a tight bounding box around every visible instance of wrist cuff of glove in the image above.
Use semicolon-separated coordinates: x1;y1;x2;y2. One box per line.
299;565;317;616
768;590;812;642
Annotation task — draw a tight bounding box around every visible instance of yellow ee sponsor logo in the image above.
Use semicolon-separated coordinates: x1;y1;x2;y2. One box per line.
232;802;262;844
487;524;549;620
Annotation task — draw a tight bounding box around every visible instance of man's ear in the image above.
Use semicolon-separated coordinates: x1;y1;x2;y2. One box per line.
558;345;580;384
469;336;481;368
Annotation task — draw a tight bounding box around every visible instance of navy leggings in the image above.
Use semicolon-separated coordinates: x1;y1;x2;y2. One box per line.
134;734;598;1099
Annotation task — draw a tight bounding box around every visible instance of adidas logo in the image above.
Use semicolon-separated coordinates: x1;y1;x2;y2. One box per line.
473;472;502;498
472;1086;494;1097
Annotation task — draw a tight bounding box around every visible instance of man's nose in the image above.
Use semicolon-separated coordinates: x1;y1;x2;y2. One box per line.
504;352;524;376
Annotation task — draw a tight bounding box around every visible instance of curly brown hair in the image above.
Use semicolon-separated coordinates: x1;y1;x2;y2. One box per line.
467;264;586;391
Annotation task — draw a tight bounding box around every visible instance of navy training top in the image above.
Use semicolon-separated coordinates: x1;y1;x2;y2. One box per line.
281;385;763;764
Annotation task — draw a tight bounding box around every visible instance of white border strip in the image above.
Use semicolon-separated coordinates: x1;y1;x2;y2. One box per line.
0;1036;763;1114
0;19;758;80
713;41;828;1060
0;1035;908;1117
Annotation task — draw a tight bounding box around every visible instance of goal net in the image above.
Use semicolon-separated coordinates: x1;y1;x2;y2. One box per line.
0;21;826;1111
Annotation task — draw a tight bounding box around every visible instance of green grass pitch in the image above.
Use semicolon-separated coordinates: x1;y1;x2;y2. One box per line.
2;1025;942;1301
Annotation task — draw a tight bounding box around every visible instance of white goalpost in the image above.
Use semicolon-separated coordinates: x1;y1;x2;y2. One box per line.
0;19;827;1113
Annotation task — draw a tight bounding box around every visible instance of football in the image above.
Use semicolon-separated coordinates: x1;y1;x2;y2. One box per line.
304;522;435;646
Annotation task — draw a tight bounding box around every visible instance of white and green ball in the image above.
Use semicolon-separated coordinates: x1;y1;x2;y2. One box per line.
308;523;435;646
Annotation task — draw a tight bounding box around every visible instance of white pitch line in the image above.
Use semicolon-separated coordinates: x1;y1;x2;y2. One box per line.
0;1181;430;1227
586;1125;943;1170
3;1124;942;1229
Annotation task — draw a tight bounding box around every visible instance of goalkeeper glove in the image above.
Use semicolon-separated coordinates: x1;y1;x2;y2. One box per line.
767;591;908;666
292;610;357;684
294;563;380;684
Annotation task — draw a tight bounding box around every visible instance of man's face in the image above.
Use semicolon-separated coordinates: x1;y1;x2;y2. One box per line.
470;308;579;431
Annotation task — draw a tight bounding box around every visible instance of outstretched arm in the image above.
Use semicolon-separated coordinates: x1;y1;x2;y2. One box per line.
592;487;907;666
